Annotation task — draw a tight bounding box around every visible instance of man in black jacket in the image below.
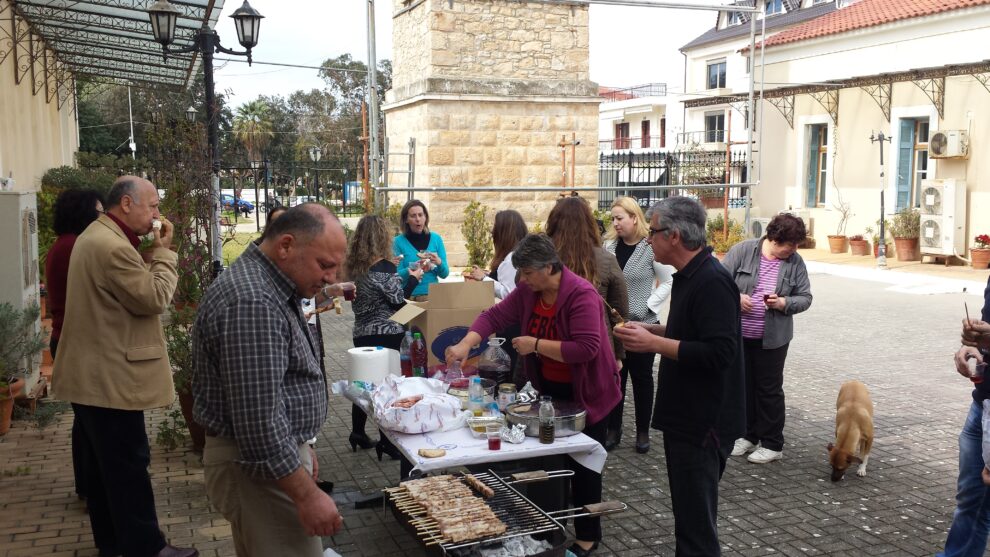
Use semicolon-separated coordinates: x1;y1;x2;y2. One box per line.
614;196;745;556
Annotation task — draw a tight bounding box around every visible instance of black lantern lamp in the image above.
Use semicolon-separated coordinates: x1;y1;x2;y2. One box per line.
148;0;181;48
231;1;265;53
185;105;197;123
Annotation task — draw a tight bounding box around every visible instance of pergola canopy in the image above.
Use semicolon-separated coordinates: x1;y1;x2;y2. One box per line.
1;0;225;90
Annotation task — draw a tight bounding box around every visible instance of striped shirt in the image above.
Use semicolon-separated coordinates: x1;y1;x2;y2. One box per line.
192;242;327;480
740;255;782;340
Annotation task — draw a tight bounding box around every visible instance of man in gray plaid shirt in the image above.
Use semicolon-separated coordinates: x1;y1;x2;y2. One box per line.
192;203;346;556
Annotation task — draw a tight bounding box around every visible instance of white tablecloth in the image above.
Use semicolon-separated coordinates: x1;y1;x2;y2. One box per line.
337;382;607;474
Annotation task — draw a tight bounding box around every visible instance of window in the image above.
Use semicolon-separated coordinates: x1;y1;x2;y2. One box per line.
726;11;742;26
641;120;651;148
895;118;929;210
704;111;725;143
806;124;828;207
659;117;666;148
615;122;630;150
707;60;726;90
765;0;783;15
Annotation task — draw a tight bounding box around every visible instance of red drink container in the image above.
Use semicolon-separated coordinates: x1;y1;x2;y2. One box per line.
488;436;501;450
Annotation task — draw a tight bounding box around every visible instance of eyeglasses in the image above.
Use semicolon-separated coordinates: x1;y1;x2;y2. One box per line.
648;227;670;237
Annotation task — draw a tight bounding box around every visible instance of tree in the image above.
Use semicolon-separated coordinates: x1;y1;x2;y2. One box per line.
232;99;274;164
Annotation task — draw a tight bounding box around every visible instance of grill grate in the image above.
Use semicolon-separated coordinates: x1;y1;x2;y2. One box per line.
386;470;565;555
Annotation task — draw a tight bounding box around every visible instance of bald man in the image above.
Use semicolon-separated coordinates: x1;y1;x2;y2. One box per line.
52;176;195;557
191;204;346;556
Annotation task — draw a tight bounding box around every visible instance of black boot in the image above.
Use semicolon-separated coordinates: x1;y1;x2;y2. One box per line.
348;432;375;452
603;429;620;451
375;439;402;461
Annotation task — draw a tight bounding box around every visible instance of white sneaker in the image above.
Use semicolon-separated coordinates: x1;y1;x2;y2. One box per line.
730;438;757;457
747;447;782;464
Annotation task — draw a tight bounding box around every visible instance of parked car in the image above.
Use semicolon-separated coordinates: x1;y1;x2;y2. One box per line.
221;194;254;216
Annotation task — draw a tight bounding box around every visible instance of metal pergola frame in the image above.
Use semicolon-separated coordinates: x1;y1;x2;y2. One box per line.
0;0;224;110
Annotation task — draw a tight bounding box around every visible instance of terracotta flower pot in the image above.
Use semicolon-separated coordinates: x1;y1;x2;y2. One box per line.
972;248;990;270
827;235;849;254
178;389;206;453
873;242;891;258
0;378;26;436
894;237;920;261
849;239;871;256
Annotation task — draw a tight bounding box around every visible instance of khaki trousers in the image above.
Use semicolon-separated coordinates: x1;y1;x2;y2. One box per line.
204;436;323;557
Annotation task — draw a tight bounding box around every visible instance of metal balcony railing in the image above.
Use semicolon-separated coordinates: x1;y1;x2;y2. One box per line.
599;83;668;103
599;135;665;151
676;130;726;145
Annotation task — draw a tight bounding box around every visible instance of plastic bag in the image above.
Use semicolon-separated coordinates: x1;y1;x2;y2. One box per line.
478;337;512;385
372;375;467;434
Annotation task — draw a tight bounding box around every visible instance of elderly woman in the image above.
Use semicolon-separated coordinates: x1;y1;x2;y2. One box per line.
446;234;621;557
720;213;812;464
393;199;448;300
603;196;675;454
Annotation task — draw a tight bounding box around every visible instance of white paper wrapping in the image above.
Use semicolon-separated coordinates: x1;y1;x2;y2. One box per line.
372;375;467;434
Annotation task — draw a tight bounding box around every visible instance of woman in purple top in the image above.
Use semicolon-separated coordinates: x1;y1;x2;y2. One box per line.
720;214;812;465
446;234;621;557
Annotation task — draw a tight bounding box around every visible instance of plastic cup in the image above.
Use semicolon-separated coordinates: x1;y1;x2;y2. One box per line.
340;282;356;301
408;260;421;272
972;361;987;384
486;424;502;450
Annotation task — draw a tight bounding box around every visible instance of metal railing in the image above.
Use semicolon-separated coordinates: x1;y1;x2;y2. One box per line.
599;135;665;151
598;83;667;102
676;130;726;145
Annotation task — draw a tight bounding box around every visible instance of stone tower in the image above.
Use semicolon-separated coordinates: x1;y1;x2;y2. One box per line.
384;0;600;266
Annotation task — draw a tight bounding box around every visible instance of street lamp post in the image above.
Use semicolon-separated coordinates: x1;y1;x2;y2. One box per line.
148;0;264;277
308;145;322;204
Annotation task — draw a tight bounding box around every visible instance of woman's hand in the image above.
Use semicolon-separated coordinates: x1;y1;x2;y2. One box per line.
954;345;983;378
468;266;487;281
426;251;442;266
445;342;471;366
766;294;786;311
740;293;753;313
511;335;538;356
409;267;424;281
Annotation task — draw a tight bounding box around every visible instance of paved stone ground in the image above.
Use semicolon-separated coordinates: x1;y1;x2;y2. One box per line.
0;268;983;556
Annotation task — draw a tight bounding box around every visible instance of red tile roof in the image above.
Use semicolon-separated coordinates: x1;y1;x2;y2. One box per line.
761;0;990;49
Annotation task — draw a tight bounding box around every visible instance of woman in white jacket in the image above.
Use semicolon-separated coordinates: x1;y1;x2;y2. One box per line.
603;196;674;453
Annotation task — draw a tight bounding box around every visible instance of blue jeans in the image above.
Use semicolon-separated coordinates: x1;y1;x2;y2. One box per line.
939;400;990;557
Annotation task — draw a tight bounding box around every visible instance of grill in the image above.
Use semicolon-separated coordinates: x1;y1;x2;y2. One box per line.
384;470;625;556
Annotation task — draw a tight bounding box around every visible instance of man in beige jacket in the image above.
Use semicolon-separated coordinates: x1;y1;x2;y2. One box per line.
52;176;196;557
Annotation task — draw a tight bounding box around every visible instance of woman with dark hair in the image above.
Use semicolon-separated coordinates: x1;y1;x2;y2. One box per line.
721;213;813;464
446;234;621;557
546;198;628;450
45;188;105;502
347;215;423;459
466;209;528;299
392;199;448;300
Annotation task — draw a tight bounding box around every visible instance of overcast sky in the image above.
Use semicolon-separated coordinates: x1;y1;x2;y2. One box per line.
214;1;716;109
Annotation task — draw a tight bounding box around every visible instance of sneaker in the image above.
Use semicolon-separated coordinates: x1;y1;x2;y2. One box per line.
747;447;783;464
730;438;757;457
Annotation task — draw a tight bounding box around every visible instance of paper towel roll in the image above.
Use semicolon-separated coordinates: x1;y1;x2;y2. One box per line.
348;346;394;388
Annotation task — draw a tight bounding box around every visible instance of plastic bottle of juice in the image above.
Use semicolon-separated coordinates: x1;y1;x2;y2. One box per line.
411;332;427;377
539;396;555;444
399;330;414;378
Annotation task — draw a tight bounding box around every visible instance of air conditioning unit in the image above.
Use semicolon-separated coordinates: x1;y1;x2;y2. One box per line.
919;179;966;256
929;130;969;159
750;217;772;238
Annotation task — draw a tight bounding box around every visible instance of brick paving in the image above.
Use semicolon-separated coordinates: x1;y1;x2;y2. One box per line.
0;262;985;556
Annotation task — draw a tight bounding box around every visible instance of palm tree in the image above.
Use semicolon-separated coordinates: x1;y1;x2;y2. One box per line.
232;99;274;201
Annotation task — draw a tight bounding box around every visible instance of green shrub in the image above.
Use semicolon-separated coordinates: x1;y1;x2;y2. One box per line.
890;207;920;239
706;214;746;254
461;201;493;268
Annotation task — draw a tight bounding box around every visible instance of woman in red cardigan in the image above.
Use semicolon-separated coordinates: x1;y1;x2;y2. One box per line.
446;233;621;557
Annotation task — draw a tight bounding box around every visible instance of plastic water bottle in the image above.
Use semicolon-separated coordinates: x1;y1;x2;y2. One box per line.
411;332;427;377
539;396;555;444
399;331;414;378
468;376;484;417
445;359;463;383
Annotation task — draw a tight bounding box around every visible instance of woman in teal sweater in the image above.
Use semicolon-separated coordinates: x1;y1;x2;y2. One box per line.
392;199;449;299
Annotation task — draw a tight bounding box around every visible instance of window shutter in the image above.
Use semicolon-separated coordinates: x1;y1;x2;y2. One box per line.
806;125;820;206
895;119;914;211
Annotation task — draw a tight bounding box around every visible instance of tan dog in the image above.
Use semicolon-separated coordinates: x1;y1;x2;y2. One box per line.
827;380;874;481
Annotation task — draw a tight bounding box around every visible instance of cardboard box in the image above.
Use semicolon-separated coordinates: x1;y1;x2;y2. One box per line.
390;281;495;366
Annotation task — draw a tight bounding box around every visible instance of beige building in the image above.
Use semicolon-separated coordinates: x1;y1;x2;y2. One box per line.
681;0;990;257
384;0;600;266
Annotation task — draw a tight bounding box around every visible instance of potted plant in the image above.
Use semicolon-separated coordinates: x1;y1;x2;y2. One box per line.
706;214;746;257
827;199;852;254
972;234;990;270
868;220;892;258
890;208;921;261
849;234;870;256
0;302;48;435
162;304;205;452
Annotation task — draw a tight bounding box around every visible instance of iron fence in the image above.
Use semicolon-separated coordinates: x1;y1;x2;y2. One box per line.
597;149;750;211
599;135;665;151
599;83;668;103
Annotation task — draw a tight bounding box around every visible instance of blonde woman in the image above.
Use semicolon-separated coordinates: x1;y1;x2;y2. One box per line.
603;196;675;453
